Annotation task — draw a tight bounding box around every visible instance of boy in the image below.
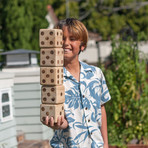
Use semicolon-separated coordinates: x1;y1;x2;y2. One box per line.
43;18;111;148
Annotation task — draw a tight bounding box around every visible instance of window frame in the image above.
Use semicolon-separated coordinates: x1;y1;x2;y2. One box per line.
0;88;13;122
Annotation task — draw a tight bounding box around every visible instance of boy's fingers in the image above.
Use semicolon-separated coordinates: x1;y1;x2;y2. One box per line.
50;117;54;127
57;116;61;126
45;116;49;125
60;116;64;125
45;116;65;129
61;116;64;124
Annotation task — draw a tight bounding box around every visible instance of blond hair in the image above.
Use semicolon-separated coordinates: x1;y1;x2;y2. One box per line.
54;18;88;49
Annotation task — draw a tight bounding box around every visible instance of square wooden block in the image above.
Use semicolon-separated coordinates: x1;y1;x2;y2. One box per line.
40;104;64;123
40;48;64;67
41;85;65;104
40;67;63;85
39;29;63;48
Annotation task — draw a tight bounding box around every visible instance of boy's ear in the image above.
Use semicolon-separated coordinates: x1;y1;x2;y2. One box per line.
80;45;85;51
80;43;85;51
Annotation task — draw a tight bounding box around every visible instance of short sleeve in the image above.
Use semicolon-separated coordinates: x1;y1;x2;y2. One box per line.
100;70;111;105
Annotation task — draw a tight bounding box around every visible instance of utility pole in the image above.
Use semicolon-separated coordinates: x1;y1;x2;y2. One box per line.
66;0;69;18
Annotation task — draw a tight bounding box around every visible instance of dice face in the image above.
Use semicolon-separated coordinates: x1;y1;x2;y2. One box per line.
41;85;65;104
40;67;63;85
40;104;64;123
40;48;64;67
39;29;63;48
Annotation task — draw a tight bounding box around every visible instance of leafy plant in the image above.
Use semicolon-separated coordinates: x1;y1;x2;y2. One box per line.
102;38;148;146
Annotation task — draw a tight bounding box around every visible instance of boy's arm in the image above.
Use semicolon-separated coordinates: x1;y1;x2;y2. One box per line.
101;105;109;148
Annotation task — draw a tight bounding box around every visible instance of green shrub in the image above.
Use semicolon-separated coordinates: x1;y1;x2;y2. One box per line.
102;38;148;146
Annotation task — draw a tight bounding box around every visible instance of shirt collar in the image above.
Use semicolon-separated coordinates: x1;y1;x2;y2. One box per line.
63;67;71;78
80;61;93;73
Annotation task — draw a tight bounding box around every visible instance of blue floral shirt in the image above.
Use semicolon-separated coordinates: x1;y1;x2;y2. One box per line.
50;61;111;148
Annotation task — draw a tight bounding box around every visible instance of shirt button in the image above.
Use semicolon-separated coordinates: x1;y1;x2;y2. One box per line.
85;107;87;110
83;95;85;98
88;119;90;122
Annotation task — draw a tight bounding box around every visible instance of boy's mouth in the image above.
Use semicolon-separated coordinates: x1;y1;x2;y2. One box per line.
64;49;72;52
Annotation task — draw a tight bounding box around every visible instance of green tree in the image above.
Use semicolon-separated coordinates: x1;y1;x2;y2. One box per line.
48;0;79;19
30;0;49;51
0;0;48;51
49;0;148;40
82;0;148;40
0;0;148;52
0;0;33;50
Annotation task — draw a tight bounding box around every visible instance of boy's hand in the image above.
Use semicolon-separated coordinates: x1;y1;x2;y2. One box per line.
43;116;68;130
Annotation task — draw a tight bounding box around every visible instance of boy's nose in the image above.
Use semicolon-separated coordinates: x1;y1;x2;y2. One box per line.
64;38;70;45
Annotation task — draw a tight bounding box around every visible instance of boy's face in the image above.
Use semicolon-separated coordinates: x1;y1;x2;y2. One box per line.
63;27;85;61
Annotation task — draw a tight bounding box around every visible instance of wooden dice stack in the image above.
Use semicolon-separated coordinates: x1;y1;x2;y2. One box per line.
39;29;65;123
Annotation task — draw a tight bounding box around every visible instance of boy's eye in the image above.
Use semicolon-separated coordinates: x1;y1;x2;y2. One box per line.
63;36;77;41
70;37;76;41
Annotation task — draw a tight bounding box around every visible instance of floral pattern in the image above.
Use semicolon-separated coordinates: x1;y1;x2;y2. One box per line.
50;61;111;148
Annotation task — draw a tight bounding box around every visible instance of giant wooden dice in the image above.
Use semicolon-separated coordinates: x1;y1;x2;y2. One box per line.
40;104;64;123
40;48;64;67
40;67;63;85
41;85;65;104
39;29;63;48
40;28;65;124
